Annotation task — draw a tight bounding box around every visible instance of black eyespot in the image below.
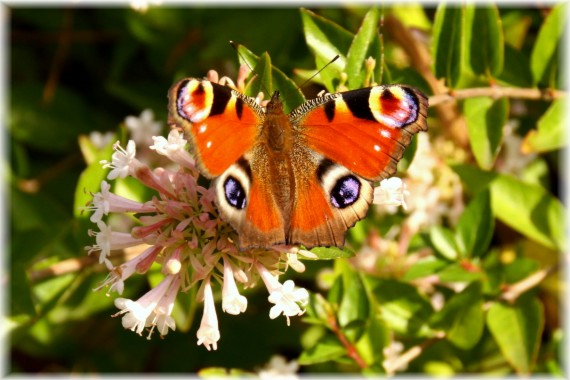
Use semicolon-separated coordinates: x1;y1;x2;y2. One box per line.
330;175;361;208
224;176;246;209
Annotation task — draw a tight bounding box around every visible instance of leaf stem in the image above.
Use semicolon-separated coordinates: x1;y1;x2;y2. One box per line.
328;315;368;369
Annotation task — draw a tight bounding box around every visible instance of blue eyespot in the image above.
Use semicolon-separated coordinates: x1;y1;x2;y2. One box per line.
330;176;361;208
224;176;246;209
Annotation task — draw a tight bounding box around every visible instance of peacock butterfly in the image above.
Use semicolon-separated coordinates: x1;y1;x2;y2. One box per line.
167;76;428;249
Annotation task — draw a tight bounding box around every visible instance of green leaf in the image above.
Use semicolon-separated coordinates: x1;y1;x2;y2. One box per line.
490;174;566;251
310;246;354;260
10;262;36;318
429;226;459;260
451;163;497;194
355;315;389;368
432;4;464;87
367;278;434;337
346;8;379;89
300;8;352;91
469;5;504;77
455;189;494;257
487;295;544;374
437;263;482;283
522;99;565;153
298;336;346;365
497;44;533;87
464;97;508;170
391;5;432;29
338;271;369;328
403;256;449;281
530;3;566;86
244;52;273;98
236;44;305;112
431;282;484;349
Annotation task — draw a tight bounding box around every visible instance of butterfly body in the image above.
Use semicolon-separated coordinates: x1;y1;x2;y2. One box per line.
168;78;428;249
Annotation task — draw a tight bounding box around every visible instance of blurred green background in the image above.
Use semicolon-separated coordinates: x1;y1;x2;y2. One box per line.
7;4;566;375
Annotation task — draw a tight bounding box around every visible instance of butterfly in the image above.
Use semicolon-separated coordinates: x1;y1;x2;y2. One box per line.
167;77;428;249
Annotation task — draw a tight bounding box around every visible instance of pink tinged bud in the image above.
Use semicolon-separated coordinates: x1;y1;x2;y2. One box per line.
131;217;172;239
132;165;176;199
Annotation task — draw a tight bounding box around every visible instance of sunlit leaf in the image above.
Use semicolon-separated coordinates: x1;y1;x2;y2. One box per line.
300;8;352;91
367;278;434;337
464;97;508;170
490;174;566;251
487;295;544;374
530;3;566;86
432;4;464;87
470;5;504;77
310;246;355;260
298;336;346;364
431;281;484;349
456;189;494;257
430;226;459;260
521;99;565;153
346;8;379;89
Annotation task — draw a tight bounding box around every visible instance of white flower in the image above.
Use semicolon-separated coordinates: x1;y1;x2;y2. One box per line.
100;140;138;180
259;355;299;380
85;180;156;223
373;177;409;210
149;129;195;169
197;279;220;351
222;258;247;315
113;275;177;337
268;280;309;325
125;109;162;145
89;131;115;149
88;181;112;222
129;0;162;13
95;245;162;295
86;220;145;269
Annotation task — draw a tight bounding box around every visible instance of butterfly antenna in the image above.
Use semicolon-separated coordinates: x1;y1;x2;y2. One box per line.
229;40;273;97
298;55;340;90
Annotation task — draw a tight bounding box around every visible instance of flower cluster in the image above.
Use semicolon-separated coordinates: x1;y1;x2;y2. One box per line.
85;127;313;350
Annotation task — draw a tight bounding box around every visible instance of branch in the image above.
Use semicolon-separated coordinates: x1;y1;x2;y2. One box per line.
499;265;558;304
328;315;368;369
28;247;143;283
429;87;566;107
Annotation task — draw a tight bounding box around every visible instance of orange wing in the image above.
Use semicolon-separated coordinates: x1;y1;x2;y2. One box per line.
292;85;428;181
168;79;262;177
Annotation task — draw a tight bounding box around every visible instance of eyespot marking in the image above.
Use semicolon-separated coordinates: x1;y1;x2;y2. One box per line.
330;175;361;209
224;176;247;209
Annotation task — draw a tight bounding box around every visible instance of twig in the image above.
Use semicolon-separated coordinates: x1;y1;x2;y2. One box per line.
28;247;143;283
42;9;74;104
429;87;565;107
328;315;368;369
383;331;446;375
499;264;558;304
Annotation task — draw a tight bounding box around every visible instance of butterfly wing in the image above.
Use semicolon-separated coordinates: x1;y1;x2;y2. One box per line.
284;85;428;247
291;85;428;181
169;79;287;247
168;78;263;177
287;147;374;247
